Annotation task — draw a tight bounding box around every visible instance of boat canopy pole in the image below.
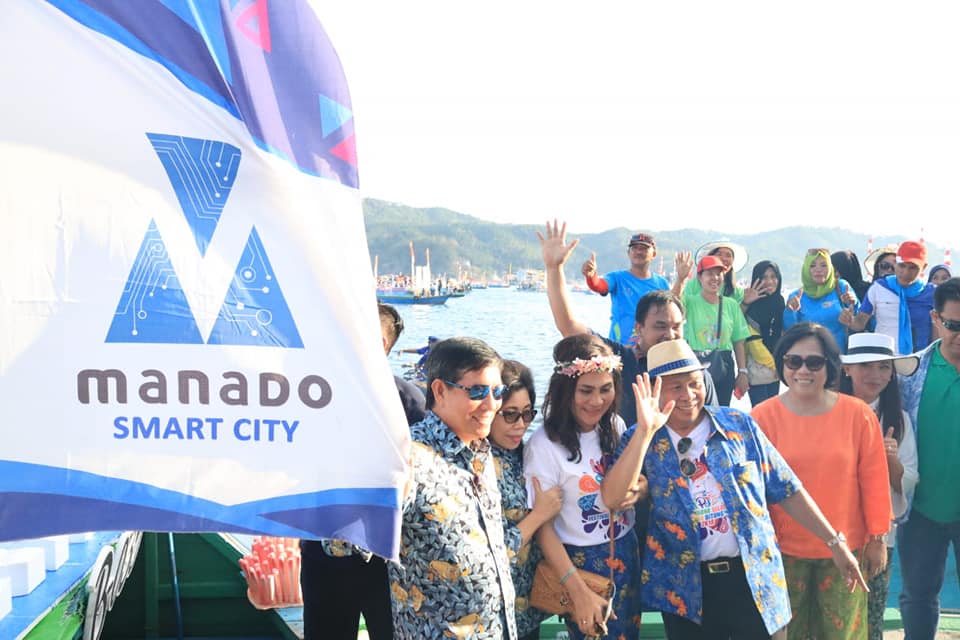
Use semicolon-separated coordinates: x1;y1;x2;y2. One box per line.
168;533;185;640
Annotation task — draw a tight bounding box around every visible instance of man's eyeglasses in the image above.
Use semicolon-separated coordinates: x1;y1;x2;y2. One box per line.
443;380;507;401
938;314;960;333
782;354;827;371
677;437;697;477
497;408;538;424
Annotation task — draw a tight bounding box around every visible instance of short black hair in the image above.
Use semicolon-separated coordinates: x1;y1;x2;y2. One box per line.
501;360;536;408
377;303;404;352
934;277;960;314
635;290;685;326
773;322;842;388
423;337;503;409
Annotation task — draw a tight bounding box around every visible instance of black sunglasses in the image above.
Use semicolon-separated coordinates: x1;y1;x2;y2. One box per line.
939;314;960;333
877;261;896;273
676;437;697;477
782;354;827;371
497;408;538;424
443;380;507;401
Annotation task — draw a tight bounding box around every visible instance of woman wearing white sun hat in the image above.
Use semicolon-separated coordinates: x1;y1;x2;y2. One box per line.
673;240;768;310
839;332;919;640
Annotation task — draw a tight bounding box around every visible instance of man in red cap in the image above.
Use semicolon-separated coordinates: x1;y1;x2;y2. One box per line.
842;241;937;354
581;231;669;345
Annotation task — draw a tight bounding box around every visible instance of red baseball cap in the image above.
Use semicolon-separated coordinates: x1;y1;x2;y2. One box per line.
697;255;729;274
897;241;927;267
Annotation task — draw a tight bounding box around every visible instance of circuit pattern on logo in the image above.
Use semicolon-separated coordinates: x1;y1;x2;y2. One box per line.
208;227;303;348
146;133;241;257
105;219;204;344
106;133;303;348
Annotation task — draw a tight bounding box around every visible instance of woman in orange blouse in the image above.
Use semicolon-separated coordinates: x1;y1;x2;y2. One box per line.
751;322;891;640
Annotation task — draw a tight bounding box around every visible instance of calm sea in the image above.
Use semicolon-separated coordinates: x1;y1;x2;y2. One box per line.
386;286;959;610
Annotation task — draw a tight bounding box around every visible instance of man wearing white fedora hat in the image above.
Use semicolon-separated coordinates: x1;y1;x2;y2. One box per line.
602;339;867;639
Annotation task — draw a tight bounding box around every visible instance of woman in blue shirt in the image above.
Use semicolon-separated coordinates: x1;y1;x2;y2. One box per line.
784;248;858;353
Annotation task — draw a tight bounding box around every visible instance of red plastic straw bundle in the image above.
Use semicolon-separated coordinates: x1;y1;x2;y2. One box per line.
239;536;302;609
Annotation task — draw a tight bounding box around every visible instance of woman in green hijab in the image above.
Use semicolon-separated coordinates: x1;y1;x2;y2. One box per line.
783;248;860;353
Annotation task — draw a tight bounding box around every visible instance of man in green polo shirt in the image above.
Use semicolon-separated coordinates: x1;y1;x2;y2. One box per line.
897;276;960;640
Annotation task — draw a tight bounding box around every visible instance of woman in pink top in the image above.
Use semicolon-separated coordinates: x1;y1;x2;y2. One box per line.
751;322;892;640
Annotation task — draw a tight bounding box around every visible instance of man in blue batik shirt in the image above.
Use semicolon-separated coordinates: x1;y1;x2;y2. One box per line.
389;337;517;639
602;340;867;639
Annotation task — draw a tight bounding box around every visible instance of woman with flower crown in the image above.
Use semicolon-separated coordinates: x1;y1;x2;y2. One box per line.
523;334;643;639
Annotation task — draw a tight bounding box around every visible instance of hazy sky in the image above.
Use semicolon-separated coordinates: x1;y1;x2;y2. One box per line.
316;1;960;249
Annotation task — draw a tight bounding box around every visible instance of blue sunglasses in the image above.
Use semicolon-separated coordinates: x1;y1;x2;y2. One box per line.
442;380;507;401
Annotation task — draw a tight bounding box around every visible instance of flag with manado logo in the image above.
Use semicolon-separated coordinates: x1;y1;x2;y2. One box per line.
0;1;411;560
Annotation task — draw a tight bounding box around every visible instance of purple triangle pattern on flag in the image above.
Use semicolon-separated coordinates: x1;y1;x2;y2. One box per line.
46;0;359;188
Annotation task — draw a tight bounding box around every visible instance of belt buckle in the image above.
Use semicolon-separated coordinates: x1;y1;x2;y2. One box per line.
706;560;730;574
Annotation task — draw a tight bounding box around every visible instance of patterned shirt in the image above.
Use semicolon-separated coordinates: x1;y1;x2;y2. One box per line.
492;444;548;637
615;406;801;634
389;412;517;639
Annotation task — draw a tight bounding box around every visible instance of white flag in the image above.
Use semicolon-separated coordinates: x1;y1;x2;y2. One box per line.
0;0;410;560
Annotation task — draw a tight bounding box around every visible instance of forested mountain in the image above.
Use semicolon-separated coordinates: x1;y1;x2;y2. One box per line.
363;198;946;288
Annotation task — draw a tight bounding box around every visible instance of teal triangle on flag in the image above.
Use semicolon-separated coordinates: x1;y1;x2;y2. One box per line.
318;94;353;138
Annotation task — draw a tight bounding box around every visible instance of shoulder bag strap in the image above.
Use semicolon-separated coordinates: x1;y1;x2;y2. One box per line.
715;296;724;348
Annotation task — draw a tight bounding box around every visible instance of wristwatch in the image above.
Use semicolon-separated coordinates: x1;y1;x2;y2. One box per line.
737;369;748;376
825;531;847;548
867;533;888;545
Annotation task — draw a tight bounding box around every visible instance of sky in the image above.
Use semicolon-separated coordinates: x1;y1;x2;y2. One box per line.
315;1;960;248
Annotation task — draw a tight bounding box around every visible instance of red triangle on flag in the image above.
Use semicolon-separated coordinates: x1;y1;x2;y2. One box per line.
236;0;272;53
329;134;357;166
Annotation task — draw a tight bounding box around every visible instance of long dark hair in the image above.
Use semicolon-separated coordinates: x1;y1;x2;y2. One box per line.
543;335;621;463
839;366;905;443
709;247;737;297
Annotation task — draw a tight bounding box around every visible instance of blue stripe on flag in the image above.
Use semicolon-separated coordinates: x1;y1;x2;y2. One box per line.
45;0;239;117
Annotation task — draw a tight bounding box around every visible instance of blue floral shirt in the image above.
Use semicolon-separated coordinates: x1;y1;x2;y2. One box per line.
615;406;801;634
389;412;517;639
492;444;548;637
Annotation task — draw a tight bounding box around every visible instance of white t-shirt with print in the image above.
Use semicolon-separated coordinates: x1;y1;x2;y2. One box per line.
523;417;635;547
666;416;740;561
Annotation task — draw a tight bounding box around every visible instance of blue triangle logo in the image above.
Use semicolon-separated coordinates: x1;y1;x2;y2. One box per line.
106;220;204;344
318;94;353;138
207;227;304;348
147;133;241;257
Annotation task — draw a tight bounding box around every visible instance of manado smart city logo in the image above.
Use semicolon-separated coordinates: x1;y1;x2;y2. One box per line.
105;132;303;348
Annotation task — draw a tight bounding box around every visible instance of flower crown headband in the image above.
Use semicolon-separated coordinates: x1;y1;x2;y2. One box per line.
554;354;623;378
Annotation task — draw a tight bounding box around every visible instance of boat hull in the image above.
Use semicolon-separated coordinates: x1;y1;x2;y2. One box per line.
376;294;449;305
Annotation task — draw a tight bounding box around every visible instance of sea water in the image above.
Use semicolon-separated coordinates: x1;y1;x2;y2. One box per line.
387;286;960;610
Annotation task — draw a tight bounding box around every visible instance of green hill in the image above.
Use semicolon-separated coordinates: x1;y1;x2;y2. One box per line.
363;198;946;289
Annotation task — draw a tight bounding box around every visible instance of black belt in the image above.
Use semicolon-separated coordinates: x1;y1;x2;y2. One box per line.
701;556;740;575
